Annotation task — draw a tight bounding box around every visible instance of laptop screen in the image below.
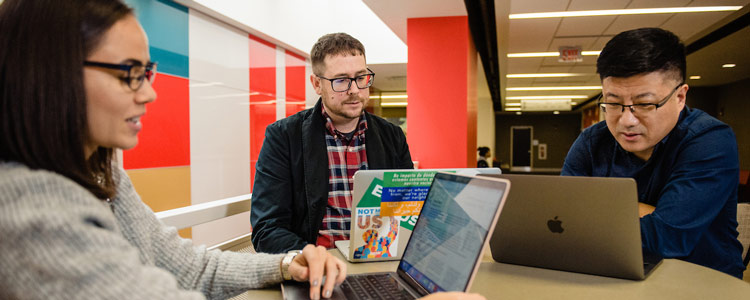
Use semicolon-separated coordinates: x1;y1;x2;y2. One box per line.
398;172;506;293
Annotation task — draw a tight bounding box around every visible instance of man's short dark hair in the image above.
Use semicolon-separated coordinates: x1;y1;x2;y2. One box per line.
310;32;365;75
478;147;490;157
597;28;686;82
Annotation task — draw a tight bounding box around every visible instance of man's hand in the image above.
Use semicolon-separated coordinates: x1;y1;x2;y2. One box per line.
639;203;656;217
421;292;487;300
288;245;347;299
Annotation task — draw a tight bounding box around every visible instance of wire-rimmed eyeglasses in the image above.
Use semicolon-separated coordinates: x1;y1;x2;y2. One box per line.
598;82;683;118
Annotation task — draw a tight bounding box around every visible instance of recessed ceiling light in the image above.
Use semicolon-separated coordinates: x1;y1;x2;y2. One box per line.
507;73;589;78
516;112;523;115
509;6;741;19
689;75;701;80
506;95;589;100
507;86;602;91
722;64;736;68
553;111;560;115
508;51;600;58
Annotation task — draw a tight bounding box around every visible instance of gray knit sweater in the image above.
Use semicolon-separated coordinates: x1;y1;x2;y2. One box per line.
0;162;285;299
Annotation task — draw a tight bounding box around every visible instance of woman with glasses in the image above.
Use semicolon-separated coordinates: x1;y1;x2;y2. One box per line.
0;1;347;299
0;1;487;299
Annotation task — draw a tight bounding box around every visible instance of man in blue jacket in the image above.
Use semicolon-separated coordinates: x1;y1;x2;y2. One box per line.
251;33;413;253
562;28;744;278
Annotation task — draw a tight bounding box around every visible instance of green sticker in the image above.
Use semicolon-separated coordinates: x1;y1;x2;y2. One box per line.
357;178;383;208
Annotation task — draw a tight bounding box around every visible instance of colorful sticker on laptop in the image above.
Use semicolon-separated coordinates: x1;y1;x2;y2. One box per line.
380;171;436;217
353;178;400;259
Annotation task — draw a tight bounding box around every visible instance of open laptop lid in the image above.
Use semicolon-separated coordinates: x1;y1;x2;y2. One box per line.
481;174;658;280
344;168;501;262
395;172;510;294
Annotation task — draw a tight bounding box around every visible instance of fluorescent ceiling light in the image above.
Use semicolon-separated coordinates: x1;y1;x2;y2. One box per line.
507;73;589;78
380;94;408;99
507;86;602;91
722;64;736;68
509;6;742;19
508;51;601;58
506;95;589;100
381;102;408;107
689;75;701;80
505;103;522;107
506;107;521;111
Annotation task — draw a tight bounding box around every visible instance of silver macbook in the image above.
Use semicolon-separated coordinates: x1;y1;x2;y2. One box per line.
282;172;511;299
336;168;501;263
480;174;662;280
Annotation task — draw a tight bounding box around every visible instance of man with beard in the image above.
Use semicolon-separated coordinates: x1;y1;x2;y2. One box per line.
251;33;414;253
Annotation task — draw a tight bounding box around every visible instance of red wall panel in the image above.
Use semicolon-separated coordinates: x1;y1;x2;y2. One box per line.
406;16;476;169
249;34;277;189
123;73;190;169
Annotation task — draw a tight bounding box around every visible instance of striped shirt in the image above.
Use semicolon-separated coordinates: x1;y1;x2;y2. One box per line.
316;107;368;248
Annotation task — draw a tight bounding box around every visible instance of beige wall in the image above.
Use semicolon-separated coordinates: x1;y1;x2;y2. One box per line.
126;167;192;239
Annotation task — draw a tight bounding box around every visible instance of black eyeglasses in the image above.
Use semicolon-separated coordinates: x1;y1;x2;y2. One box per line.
317;68;375;92
83;60;157;91
598;82;683;118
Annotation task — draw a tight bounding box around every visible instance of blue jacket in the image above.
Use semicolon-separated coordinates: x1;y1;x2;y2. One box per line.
562;107;745;278
250;99;413;253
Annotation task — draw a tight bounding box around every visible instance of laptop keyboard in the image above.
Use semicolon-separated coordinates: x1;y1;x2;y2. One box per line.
340;274;417;300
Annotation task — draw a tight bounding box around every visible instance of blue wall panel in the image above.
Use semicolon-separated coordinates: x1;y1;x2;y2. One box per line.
126;0;189;78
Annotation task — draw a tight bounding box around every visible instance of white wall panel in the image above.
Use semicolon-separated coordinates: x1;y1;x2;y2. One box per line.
306;60;317;108
188;9;251;247
276;46;286;119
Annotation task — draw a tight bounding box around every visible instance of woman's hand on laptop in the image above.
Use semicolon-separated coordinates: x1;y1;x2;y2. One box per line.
289;244;347;299
422;292;486;300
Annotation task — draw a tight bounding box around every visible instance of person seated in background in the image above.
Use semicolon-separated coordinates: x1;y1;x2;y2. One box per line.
0;1;346;299
561;27;744;278
477;146;491;168
250;33;414;254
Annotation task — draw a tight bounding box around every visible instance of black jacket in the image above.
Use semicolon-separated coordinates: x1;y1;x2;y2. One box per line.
250;99;413;253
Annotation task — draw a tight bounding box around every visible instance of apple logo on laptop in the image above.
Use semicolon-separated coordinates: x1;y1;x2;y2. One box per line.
547;216;564;233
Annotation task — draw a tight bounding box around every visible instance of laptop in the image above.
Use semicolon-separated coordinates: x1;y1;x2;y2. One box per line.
336;168;501;262
480;174;662;280
282;172;511;299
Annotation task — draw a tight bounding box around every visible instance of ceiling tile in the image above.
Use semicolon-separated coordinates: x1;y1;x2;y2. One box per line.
549;36;601;51
568;0;631;10
508;19;561;52
557;16;618;36
662;11;740;40
626;0;691;8
603;14;673;35
510;0;569;14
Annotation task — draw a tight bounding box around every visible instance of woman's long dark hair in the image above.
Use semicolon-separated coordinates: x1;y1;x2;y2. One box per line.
0;0;133;199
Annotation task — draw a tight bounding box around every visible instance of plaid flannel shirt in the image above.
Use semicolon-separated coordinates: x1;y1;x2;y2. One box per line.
316;107;369;248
